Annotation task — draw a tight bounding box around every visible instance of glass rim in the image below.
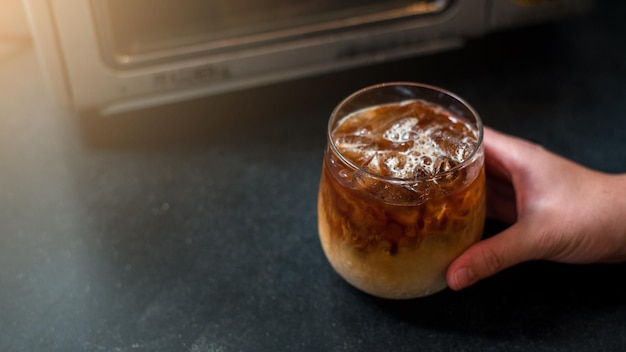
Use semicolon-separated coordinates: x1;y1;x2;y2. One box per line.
327;82;484;184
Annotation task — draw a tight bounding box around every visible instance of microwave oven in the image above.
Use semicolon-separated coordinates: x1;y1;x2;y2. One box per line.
23;0;591;116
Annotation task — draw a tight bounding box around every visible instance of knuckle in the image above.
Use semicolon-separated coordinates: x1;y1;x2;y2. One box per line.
476;244;504;277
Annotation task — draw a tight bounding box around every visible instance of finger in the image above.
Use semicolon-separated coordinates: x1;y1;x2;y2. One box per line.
446;221;536;290
483;127;537;179
483;127;514;179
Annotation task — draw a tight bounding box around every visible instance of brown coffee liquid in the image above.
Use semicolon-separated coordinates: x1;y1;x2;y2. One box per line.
318;99;485;299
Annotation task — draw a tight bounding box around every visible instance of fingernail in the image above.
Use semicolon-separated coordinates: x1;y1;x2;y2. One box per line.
453;267;476;290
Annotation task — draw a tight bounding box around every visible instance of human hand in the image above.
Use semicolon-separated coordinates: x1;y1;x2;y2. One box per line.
447;127;626;290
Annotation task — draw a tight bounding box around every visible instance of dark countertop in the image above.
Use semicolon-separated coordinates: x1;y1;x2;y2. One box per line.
1;3;626;351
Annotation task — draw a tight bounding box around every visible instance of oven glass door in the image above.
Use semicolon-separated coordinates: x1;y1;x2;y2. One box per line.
91;0;449;68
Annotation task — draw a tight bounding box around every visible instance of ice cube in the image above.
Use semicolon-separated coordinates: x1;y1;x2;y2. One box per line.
430;127;466;158
334;134;375;165
455;138;478;162
382;118;419;142
334;134;373;150
362;153;383;175
434;156;455;174
375;139;414;153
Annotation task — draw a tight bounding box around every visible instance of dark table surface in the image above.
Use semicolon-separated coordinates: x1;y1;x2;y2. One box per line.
1;2;626;351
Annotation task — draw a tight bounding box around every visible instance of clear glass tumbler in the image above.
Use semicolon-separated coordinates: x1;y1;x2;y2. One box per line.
318;82;485;299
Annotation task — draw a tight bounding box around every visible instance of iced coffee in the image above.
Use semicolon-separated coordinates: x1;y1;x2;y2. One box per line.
318;83;485;299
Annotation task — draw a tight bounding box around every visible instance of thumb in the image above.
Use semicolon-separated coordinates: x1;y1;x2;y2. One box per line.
446;222;536;290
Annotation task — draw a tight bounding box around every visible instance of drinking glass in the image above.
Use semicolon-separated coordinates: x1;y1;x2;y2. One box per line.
317;82;485;299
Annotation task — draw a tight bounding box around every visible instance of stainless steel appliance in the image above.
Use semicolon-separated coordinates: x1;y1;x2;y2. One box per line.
23;0;592;116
